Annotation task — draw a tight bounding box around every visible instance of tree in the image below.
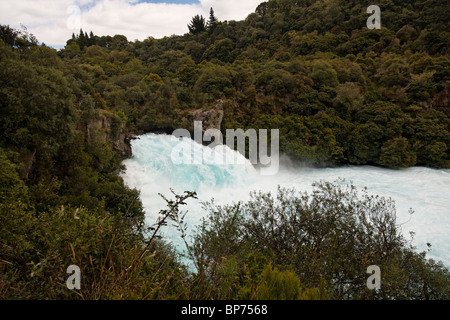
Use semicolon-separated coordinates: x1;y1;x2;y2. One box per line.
110;34;129;50
88;30;96;46
0;25;18;46
207;8;218;31
203;38;235;63
379;137;417;168
0;148;28;203
78;28;87;49
188;14;207;35
309;60;339;89
334;82;364;114
0;24;37;49
241;264;329;300
256;68;296;98
192;182;450;300
194;65;233;102
0;59;77;179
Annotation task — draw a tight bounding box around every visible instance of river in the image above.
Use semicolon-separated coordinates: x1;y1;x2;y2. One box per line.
121;133;450;267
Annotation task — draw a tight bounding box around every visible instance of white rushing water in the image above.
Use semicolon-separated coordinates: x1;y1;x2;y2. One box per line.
121;133;450;267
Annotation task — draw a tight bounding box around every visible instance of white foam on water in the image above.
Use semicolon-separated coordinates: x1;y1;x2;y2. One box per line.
121;133;450;267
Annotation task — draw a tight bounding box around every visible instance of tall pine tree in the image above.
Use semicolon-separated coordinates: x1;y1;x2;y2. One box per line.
78;28;86;49
188;14;206;34
207;8;217;31
88;31;95;46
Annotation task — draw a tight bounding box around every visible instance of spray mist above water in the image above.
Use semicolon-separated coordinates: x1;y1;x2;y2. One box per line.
121;133;450;267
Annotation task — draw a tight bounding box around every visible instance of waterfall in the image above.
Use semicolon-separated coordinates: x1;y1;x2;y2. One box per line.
121;133;450;267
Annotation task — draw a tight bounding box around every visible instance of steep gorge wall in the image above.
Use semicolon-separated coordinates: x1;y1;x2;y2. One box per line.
86;111;132;158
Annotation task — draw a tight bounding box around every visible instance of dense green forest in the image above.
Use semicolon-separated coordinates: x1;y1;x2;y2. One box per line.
1;0;449;299
62;0;449;168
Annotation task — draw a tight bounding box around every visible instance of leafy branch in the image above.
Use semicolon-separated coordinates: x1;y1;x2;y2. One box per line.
128;189;197;271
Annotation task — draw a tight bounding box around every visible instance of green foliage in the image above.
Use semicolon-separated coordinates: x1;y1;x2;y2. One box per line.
241;265;329;300
0;204;138;299
203;38;235;63
0;24;37;49
207;8;218;32
1;0;450;299
46;0;450;169
188;15;207;35
309;60;339;89
0;58;77;161
256;68;296;97
194;64;234;102
191;182;450;300
0;148;28;203
379;137;417;168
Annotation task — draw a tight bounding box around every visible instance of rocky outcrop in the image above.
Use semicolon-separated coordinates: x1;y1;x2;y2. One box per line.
86;111;132;157
189;99;225;132
20;149;36;180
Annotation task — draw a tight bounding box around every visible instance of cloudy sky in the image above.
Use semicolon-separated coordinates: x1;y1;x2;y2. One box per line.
0;0;263;48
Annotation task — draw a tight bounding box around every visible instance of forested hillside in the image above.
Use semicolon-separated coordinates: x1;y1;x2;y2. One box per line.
61;0;449;168
1;0;449;300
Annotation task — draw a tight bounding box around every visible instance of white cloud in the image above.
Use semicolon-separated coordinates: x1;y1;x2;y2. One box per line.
200;0;262;21
0;0;263;48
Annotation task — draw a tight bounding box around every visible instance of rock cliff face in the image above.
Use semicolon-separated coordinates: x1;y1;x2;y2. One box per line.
86;112;132;157
85;101;227;159
20;149;36;180
19;112;132;180
189;99;225;132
